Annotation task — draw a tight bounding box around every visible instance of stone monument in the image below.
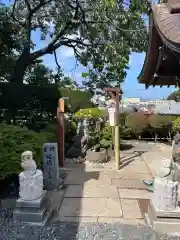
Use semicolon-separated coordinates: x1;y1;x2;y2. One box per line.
13;150;52;225
43;143;60;190
146;144;180;233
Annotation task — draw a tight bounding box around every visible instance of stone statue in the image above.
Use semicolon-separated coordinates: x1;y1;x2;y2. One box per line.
158;158;174;180
77;120;83;135
83;118;89;138
19;151;44;201
172;132;180;162
152;146;178;211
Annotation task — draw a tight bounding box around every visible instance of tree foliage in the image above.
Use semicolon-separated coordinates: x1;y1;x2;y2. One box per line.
60;88;93;112
1;0;148;86
167;90;180;102
126;112;149;136
0;3;23;81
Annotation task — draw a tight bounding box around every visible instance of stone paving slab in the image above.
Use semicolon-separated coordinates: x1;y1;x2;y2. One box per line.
97;217;146;225
59;198;123;217
118;189;152;199
121;199;142;219
58;216;98;222
108;171;152;180
53;215;146;225
64;171;111;185
119;164;150;174
64;185;119;198
111;179;148;190
142;151;169;176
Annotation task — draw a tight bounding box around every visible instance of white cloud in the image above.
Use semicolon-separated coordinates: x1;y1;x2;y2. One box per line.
57;46;75;59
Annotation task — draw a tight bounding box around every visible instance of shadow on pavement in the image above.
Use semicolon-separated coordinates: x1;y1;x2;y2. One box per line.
0;160;157;239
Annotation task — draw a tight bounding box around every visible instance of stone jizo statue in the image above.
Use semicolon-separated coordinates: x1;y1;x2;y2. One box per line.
19;150;44;201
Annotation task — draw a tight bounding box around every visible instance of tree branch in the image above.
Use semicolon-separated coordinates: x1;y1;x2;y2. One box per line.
12;0;26;27
53;50;61;74
31;37;90;60
24;0;31;12
31;0;53;15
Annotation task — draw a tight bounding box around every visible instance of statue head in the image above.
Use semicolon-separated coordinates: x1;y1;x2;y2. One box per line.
21;150;36;171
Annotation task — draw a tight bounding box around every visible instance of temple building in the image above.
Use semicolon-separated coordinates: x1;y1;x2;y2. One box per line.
138;0;180;88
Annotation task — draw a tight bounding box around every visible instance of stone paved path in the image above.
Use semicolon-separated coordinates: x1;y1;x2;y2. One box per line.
0;141;177;239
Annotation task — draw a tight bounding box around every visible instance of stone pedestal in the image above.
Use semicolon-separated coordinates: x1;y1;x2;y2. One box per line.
152;178;178;211
13;191;52;225
145;200;180;233
145;177;180;233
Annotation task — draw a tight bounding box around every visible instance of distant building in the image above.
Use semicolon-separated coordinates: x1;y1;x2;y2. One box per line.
122;98;141;104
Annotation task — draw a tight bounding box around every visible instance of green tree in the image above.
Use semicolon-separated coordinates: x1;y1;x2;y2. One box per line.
60;88;93;112
0;3;23;81
167;90;180;102
3;0;148;85
25;63;54;85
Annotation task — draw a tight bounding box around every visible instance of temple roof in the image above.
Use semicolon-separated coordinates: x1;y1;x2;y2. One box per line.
138;1;180;88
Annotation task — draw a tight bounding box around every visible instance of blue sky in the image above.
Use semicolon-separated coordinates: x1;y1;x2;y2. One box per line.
42;48;175;100
3;0;176;100
35;29;175;100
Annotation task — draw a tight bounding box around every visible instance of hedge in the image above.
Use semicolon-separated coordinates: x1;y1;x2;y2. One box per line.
0;123;56;180
126;113;178;139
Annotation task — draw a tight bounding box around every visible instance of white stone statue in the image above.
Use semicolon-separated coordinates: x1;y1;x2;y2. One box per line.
19;150;44;201
152;152;178;211
152;178;178;211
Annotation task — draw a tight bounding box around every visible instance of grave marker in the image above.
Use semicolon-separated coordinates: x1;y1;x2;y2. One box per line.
43;143;59;190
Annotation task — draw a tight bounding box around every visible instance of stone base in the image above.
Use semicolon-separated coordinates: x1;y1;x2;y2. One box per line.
85;148;107;163
145;200;180;233
13;190;52;225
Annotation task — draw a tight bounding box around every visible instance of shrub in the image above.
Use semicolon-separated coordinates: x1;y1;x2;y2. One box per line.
41;123;58;142
126;112;149;137
100;124;112;148
75;108;105;119
149;115;176;139
172;117;180;133
119;113;128;126
0;123;53;180
65;120;77;142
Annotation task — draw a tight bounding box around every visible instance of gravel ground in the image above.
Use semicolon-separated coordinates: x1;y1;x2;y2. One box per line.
1;208;180;240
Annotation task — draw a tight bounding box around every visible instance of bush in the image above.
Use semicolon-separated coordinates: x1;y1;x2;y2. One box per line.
126;113;149;137
75;108;105;118
40;122;58;142
0;123;54;180
172;117;180;133
100;124;112;148
149;115;176;139
65;119;77;142
119;113;127;126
